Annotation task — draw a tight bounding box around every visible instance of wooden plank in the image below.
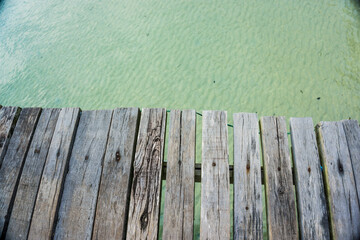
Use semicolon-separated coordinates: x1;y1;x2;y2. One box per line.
260;116;298;240
0;106;20;167
53;110;112;239
0;108;41;236
126;108;166;240
289;118;330;240
233;113;262;240
342;120;360;203
6;108;60;240
92;108;140;240
200;110;230;240
27;108;80;240
316;121;360;239
163;110;196;240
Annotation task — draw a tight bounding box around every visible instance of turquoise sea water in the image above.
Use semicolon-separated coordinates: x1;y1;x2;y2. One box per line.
0;0;359;239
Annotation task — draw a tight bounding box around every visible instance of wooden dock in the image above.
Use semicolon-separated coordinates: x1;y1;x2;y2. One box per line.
0;106;359;240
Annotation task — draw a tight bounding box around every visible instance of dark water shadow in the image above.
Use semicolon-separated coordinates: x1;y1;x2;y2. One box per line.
350;0;360;15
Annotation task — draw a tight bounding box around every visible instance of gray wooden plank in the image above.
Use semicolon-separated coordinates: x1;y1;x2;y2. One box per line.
0;108;41;236
233;113;262;240
316;121;360;239
92;108;140;240
53;110;112;239
0;106;21;167
5;108;60;240
200;110;230;240
260;116;298;240
163;110;196;240
290;118;330;240
27;108;80;240
342;119;360;203
126;108;166;240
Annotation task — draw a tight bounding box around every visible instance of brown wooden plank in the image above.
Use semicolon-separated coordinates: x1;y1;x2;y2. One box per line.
53;110;112;239
316;121;360;239
92;108;140;240
163;110;196;240
5;108;60;240
0;106;21;167
260;116;298;240
0;108;41;237
290;118;330;240
233;113;262;240
342;119;360;203
200;110;230;240
126;108;166;240
27;108;80;240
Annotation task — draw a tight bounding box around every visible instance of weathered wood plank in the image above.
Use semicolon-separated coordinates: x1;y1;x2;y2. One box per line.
233;113;262;240
53;110;112;239
27;108;80;240
163;110;196;240
92;108;140;240
316;121;360;239
290;118;330;240
342;120;360;203
0;106;21;167
200;110;230;240
260;116;298;240
126;108;166;240
0;108;41;237
5;108;60;240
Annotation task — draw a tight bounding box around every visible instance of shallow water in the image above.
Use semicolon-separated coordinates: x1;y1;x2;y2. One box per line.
0;0;359;238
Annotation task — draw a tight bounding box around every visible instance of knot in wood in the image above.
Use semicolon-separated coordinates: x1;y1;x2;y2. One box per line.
34;149;40;154
140;211;149;230
212;162;216;167
277;167;281;171
307;167;311;173
245;206;249;210
278;186;285;195
85;156;89;160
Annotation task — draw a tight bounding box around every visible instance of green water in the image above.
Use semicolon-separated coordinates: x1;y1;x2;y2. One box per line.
1;0;359;238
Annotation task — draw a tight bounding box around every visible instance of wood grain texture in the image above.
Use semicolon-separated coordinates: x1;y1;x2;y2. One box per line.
289;118;330;240
163;110;196;240
92;108;140;240
0;106;21;167
0;108;41;237
200;111;230;240
54;110;112;239
260;116;298;240
28;108;80;240
6;109;60;240
233;113;262;240
126;108;166;240
342;120;360;203
316;121;360;240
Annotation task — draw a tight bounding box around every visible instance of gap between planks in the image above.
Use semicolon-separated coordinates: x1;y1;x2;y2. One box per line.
162;162;297;185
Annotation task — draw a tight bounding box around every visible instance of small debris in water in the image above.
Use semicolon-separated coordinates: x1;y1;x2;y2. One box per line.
146;33;149;36
300;90;303;94
213;81;215;83
317;97;321;100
